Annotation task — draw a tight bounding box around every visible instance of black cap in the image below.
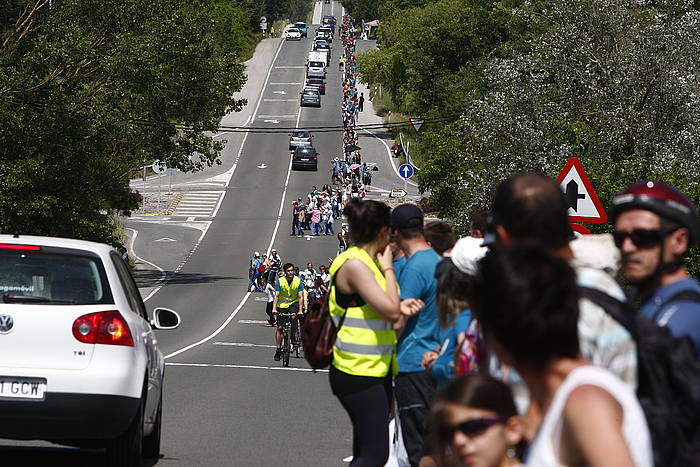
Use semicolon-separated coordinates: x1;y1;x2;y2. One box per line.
391;204;424;229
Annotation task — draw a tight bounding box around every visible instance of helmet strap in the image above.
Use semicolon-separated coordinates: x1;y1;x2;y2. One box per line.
635;218;684;297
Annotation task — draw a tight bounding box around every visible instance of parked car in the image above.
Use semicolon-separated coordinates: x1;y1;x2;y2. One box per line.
293;22;308;37
0;235;182;466
289;129;313;149
285;28;302;41
305;78;326;95
306;60;326;79
300;87;321;107
292;146;319;170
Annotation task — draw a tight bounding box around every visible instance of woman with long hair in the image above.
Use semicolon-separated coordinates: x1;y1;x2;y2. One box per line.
329;198;424;466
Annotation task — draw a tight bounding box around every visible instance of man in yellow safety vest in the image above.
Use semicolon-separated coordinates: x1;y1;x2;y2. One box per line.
272;262;304;361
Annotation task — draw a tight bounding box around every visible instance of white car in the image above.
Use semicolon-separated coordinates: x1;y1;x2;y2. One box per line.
285;28;302;40
0;235;181;466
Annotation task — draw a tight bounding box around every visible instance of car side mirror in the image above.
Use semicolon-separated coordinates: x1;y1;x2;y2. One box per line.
151;307;181;330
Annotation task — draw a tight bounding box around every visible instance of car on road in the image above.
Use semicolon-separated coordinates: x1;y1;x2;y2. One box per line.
0;235;182;466
324;0;330;4
322;16;336;27
300;87;321;107
289;129;313;150
306;60;326;79
293;22;308;37
319;26;334;39
305;77;326;95
313;39;331;51
316;30;333;43
292;146;319;171
285;28;302;41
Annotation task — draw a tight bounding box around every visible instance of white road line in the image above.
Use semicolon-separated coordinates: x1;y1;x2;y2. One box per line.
263;98;298;102
361;126;419;187
213;342;276;348
166;362;328;373
125;228;167;302
164;38;290;361
274;66;305;69
238;319;269;324
212;115;251;139
269;82;302;85
257;114;297;119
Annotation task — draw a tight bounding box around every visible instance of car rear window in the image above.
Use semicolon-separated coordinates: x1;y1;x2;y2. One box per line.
288;28;299;33
0;250;113;305
292;130;310;138
307;79;323;85
309;61;324;68
303;88;319;95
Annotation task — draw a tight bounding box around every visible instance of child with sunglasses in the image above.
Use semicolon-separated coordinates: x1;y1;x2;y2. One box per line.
430;374;525;467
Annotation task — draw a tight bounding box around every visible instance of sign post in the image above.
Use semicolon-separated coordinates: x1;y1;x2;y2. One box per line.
398;163;415;194
409;117;425;134
152;160;166;206
556;157;607;235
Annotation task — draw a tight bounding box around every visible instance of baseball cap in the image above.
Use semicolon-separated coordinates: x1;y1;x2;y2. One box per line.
254;251;260;257
391;204;424;229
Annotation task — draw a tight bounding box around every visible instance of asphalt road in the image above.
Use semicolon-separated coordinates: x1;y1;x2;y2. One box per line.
0;3;409;465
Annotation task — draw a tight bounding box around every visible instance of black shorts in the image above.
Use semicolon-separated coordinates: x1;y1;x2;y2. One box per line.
276;303;299;327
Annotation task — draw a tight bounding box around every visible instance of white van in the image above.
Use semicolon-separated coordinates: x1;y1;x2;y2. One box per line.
308;51;328;69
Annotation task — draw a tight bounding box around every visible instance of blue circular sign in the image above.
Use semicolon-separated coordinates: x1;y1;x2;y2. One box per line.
398;163;415;180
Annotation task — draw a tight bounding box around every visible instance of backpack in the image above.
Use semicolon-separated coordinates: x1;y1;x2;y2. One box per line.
579;286;700;467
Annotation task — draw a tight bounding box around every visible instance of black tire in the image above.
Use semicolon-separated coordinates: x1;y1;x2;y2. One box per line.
282;330;290;367
105;397;143;467
142;392;162;459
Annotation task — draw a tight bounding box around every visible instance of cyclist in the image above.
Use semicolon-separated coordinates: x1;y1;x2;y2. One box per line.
272;262;304;361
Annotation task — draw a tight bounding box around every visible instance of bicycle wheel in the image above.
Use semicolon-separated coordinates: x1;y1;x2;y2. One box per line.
282;326;291;367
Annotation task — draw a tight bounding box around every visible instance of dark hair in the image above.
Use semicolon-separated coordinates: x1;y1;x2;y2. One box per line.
470;210;490;237
431;374;521;465
435;258;475;327
492;174;572;249
283;262;294;271
471;243;580;369
425;222;456;256
343;198;391;244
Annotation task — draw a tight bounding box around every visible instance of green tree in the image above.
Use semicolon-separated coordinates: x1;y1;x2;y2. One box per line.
0;0;247;245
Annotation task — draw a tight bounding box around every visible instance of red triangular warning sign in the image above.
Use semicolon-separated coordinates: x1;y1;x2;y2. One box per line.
556;157;607;224
409;117;424;134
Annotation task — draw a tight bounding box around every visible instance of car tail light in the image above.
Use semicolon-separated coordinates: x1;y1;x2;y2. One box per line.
72;311;134;346
312;156;318;160
307;138;312;142
0;244;41;251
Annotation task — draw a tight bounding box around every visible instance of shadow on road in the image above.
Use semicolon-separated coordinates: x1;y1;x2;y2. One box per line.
0;444;163;466
133;269;239;288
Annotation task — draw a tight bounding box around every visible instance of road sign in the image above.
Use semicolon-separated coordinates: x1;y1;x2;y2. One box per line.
570;223;591;237
409;117;425;134
389;189;407;198
556;157;607;224
152;160;166;174
398;163;415;180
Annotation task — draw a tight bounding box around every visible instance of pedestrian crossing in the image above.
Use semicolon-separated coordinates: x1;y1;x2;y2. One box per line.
172;191;223;217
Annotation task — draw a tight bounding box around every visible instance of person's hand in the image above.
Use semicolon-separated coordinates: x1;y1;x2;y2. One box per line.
376;244;393;271
272;309;278;315
400;298;424;317
422;350;439;370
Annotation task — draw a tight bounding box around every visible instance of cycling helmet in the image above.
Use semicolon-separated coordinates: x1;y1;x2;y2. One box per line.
609;180;700;244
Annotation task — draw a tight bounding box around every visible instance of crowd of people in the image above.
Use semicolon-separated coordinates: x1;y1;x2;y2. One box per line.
322;174;700;467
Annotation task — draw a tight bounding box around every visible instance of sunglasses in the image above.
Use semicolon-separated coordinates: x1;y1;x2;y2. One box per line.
440;417;507;440
612;228;677;249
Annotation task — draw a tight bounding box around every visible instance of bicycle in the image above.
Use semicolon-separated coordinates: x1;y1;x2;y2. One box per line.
277;312;299;367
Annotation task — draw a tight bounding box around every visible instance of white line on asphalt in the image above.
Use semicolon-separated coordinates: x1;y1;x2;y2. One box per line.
238;319;269;324
213;342;276;348
165;362;329;373
361;126;419;187
263;98;298;102
269;82;302;85
212;115;251;139
164;39;288;360
274;66;305;69
125;228;167;302
257;114;297;119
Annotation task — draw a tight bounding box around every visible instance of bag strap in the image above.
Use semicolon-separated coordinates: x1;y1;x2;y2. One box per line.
650;289;700;323
579;286;638;339
327;273;348;331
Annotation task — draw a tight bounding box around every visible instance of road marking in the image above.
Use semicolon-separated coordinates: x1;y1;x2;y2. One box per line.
166;362;328;373
213;342;276;348
172;191;223;216
274;66;305;69
271;90;287;94
269;82;302;85
258;163;268;169
125;228;167;302
212;115;251;139
164;38;290;361
186;216;195;221
154;237;177;242
238;319;269;324
263;119;280;124
257;114;297;119
263;98;297;102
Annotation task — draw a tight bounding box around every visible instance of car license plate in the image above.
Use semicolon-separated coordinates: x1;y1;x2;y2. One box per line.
301;158;309;161
0;376;47;400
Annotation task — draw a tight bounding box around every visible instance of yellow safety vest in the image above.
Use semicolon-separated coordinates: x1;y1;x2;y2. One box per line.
277;276;301;308
329;247;398;377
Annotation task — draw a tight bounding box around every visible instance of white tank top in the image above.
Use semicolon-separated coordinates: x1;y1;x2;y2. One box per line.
526;366;653;467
